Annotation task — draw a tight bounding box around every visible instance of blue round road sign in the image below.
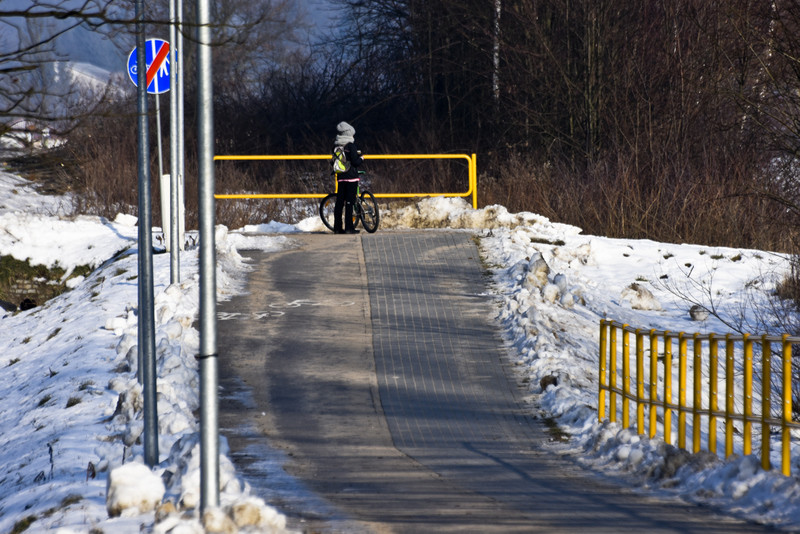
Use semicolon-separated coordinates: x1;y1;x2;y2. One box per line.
127;38;171;95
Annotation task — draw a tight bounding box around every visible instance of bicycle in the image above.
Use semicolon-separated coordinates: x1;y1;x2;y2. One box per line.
319;171;380;233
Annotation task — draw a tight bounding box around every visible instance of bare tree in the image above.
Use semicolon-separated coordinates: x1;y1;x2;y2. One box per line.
0;1;130;146
0;0;305;153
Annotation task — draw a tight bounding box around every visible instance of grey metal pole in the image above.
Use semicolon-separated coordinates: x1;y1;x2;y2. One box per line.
135;1;146;387
135;0;159;468
169;0;179;283
155;92;163;181
177;0;186;264
196;0;219;510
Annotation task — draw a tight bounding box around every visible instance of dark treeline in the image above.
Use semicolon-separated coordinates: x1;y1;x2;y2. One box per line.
58;0;800;252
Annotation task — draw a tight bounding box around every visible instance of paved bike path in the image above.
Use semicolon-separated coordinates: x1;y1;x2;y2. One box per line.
216;231;772;533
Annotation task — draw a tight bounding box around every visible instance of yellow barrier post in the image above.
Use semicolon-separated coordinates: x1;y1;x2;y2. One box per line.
471;154;478;209
622;327;631;429
599;320;608;421
678;333;688;450
610;325;618;424
693;333;703;453
636;329;645;434
664;333;673;444
782;334;792;476
708;334;718;454
744;333;753;456
725;334;735;458
761;335;771;471
649;330;658;438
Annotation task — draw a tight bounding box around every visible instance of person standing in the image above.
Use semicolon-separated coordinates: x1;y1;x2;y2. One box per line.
331;121;364;234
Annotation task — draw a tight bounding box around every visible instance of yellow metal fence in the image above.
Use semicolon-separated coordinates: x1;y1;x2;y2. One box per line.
598;319;800;476
213;153;478;209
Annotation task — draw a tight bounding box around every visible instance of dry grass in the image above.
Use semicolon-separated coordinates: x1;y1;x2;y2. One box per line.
480;150;798;253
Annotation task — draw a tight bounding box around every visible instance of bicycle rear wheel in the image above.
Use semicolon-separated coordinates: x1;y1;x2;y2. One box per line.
358;191;380;233
319;194;337;232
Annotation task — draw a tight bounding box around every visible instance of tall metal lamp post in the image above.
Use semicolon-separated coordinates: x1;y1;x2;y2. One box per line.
196;0;220;511
135;0;159;469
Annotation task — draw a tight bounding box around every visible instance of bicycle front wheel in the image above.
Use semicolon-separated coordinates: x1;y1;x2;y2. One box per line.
358;191;380;233
319;193;337;232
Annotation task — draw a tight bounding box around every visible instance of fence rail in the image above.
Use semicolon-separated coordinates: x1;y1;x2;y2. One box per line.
598;319;800;476
212;153;478;208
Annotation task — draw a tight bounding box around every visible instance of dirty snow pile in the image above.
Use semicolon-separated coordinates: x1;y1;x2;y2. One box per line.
0;171;296;533
473;205;800;529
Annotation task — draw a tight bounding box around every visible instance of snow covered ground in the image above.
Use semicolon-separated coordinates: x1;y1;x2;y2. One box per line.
0;172;294;533
1;169;799;532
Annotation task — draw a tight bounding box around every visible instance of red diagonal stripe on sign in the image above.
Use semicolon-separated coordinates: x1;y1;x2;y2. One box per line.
146;42;169;89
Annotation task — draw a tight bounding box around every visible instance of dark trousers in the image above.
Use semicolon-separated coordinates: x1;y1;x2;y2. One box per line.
334;180;359;231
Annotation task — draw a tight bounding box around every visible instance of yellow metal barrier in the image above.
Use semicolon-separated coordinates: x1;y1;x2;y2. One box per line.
212;153;478;209
599;319;800;476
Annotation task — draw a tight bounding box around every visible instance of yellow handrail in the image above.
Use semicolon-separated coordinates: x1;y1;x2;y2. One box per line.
212;153;478;209
599;319;800;477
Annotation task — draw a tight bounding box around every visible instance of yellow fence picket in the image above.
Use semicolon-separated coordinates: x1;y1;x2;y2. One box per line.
598;320;800;477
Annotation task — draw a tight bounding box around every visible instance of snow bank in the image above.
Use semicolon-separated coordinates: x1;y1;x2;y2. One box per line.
482;218;799;530
380;196;583;235
95;226;294;533
0;212;134;270
0;172;295;532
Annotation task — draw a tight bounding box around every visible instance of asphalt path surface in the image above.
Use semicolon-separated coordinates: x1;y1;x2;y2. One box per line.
216;231;774;533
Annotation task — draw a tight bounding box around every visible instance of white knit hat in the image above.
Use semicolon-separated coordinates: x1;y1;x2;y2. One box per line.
335;121;356;146
337;121;355;136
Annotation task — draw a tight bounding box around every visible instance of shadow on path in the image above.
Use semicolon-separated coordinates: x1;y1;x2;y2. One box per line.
217;231;773;533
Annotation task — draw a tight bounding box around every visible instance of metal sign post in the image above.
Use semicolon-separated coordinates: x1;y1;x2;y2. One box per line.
196;0;220;511
128;37;183;283
128;40;169;189
176;0;186;281
134;1;159;469
177;0;186;259
169;0;181;283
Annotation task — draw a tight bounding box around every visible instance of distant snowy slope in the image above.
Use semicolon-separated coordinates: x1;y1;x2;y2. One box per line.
1;0;129;73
